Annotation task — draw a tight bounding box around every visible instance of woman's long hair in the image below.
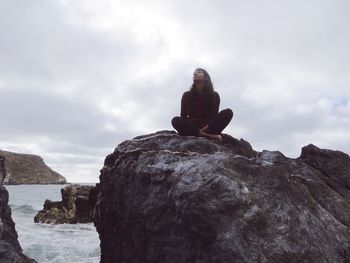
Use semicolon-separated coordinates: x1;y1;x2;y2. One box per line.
189;68;215;110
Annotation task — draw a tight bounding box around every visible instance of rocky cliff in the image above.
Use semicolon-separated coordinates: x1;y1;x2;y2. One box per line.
34;184;96;224
0;155;36;262
92;130;350;263
0;150;66;184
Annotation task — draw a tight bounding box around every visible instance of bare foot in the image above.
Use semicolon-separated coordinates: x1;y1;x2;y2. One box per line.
214;134;222;141
199;129;223;141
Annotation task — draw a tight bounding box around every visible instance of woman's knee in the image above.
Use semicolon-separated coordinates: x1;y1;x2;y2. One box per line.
221;108;234;119
171;116;182;128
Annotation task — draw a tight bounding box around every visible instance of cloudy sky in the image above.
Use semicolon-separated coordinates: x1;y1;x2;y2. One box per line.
1;0;349;183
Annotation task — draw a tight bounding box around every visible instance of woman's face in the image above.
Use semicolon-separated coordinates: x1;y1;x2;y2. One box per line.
193;69;206;93
193;69;206;82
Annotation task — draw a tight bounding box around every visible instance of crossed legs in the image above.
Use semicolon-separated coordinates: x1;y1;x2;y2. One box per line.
171;108;233;140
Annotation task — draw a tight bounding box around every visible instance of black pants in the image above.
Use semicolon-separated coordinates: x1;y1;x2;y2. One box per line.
171;108;233;136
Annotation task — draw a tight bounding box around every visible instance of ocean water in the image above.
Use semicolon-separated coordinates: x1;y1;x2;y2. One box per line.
6;184;100;263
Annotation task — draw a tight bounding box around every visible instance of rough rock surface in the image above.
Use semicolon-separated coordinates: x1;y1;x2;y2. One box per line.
93;130;350;263
0;150;66;184
34;184;95;224
0;155;36;262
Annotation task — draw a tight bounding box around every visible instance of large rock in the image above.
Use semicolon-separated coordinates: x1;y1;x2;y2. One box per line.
0;155;36;262
92;130;350;263
34;184;96;224
0;150;66;184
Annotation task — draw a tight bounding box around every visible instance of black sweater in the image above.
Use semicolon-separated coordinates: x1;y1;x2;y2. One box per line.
180;91;220;128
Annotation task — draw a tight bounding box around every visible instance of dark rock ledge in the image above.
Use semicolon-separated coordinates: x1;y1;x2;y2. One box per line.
92;130;350;263
0;155;36;263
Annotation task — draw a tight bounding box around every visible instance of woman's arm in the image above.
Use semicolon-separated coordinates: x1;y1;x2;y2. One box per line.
180;92;188;118
213;91;220;115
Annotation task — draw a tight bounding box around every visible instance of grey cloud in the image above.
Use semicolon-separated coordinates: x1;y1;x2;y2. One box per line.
1;0;350;182
0;89;127;144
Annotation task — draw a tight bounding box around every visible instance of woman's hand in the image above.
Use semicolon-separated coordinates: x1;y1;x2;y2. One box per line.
200;125;209;133
199;125;222;141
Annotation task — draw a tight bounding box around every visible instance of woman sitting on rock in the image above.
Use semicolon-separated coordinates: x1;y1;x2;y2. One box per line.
171;68;233;141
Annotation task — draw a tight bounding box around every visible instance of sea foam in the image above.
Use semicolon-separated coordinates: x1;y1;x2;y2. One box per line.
6;184;100;263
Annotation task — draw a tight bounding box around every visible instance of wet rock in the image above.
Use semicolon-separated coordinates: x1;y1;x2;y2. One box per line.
34;184;95;224
92;130;350;263
0;155;37;262
300;144;350;191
